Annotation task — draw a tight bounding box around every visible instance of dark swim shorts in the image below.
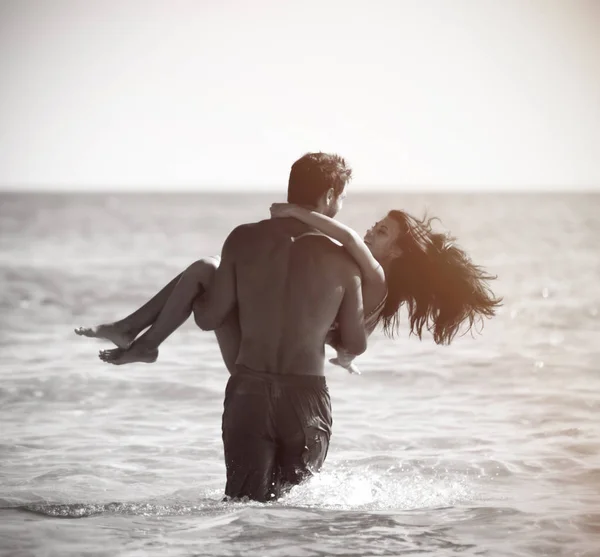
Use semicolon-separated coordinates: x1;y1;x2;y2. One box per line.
221;366;332;502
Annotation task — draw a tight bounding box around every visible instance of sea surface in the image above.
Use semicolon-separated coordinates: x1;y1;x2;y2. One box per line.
0;192;598;557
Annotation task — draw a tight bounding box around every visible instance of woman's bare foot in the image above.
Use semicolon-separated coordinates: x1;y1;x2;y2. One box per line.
74;323;136;349
329;357;361;375
98;345;158;365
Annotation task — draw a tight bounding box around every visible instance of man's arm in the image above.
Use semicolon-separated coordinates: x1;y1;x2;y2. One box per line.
335;269;368;357
193;227;242;331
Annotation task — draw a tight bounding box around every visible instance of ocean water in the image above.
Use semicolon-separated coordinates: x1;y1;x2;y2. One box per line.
0;192;598;557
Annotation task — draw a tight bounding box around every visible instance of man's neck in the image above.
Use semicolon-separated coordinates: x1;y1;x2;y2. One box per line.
299;203;322;214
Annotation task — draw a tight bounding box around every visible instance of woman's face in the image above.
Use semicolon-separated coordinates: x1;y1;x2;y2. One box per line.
364;215;403;263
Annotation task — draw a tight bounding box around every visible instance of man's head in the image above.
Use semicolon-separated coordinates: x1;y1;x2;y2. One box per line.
287;152;352;217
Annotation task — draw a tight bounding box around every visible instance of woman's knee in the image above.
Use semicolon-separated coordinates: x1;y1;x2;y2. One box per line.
184;256;220;285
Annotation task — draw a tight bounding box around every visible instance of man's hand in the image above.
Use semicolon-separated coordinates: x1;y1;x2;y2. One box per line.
325;326;341;350
326;327;362;373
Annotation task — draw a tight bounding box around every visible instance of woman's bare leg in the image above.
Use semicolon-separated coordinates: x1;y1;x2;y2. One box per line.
75;272;184;348
99;257;220;365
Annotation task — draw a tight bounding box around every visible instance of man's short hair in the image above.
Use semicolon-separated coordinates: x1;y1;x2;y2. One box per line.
287;152;352;206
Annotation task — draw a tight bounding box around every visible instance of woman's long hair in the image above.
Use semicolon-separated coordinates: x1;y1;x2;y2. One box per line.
378;210;502;344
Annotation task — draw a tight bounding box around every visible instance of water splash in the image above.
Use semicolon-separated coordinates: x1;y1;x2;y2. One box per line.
280;461;475;511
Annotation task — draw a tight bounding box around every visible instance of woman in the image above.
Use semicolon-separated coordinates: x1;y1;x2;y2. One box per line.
76;205;501;371
270;204;502;372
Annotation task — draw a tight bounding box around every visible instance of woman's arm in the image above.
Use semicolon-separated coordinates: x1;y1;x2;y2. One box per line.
270;203;386;289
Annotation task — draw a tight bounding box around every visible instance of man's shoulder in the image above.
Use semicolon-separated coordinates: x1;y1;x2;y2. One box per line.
221;222;261;254
227;219;273;238
223;219;285;252
229;218;276;234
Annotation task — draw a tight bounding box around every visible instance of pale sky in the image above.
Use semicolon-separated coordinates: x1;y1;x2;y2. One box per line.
1;0;599;191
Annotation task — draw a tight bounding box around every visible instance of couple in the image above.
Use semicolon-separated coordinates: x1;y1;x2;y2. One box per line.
76;152;501;502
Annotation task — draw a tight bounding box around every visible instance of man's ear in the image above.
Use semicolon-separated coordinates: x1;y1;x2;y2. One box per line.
325;187;335;205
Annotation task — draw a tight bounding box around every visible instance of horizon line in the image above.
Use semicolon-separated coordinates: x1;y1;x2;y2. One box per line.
0;184;598;194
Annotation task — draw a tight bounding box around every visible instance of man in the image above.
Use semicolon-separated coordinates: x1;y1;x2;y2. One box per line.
193;152;367;502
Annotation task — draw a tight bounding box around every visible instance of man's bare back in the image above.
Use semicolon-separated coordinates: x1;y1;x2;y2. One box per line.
228;217;366;376
191;210;367;501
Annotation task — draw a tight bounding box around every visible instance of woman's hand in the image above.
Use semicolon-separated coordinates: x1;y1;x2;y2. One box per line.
270;203;299;218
